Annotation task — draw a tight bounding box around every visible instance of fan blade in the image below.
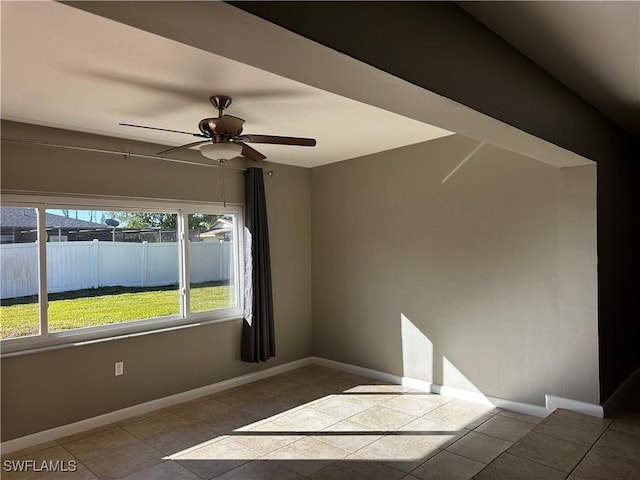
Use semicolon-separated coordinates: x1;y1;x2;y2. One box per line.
213;115;245;136
238;134;316;146
157;140;210;155
238;142;266;161
120;123;208;138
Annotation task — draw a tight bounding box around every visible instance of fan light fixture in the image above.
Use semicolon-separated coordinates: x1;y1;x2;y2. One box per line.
200;143;243;161
120;94;316;162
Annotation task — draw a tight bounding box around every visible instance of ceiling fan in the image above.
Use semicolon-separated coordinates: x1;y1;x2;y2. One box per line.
119;95;316;161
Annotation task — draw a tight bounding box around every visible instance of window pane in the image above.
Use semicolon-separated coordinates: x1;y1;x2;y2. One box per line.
0;206;40;339
45;209;180;332
188;213;236;313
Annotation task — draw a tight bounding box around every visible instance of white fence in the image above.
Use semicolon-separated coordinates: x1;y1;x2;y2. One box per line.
0;240;233;299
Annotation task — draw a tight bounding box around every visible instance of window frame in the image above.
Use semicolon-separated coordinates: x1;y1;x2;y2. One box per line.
0;193;244;354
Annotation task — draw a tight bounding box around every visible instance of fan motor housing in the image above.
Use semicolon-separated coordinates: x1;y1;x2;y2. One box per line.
198;118;216;136
198;118;219;137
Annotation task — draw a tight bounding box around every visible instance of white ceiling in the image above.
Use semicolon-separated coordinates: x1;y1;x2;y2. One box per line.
460;1;640;137
3;1;618;171
0;1;452;168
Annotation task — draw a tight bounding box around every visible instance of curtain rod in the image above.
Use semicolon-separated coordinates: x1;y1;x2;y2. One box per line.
2;137;274;176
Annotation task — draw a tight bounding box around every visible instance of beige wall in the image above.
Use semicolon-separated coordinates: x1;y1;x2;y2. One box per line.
0;121;312;441
1;121;599;441
311;134;598;405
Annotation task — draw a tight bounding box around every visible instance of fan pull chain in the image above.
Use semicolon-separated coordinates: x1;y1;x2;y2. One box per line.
219;159;227;207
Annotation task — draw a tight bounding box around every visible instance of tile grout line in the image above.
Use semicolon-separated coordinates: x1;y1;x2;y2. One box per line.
318;388;443;478
503;446;579;476
56;441;102;480
469;450;564;480
173;379;438;479
471;417;612;480
563;421;612;479
121;423;172;480
443;431;513;466
530;423;608;447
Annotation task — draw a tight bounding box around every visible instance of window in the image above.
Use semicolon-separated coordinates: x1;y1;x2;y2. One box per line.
188;213;237;314
44;208;181;334
0;197;243;352
0;206;40;339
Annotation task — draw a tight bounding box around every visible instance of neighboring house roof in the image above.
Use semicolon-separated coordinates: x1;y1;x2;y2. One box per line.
0;207;106;229
211;218;233;230
200;219;233;238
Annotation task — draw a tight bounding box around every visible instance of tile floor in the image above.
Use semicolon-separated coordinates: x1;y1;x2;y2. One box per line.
2;365;639;479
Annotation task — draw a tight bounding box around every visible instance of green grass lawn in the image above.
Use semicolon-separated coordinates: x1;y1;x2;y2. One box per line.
0;284;234;339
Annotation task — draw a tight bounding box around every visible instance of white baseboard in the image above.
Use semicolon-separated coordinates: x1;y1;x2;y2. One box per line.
602;365;640;416
546;394;604;418
312;356;601;419
2;355;605;454
311;356;403;385
1;357;313;455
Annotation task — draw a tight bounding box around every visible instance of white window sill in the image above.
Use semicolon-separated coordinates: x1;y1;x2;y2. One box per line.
0;315;243;358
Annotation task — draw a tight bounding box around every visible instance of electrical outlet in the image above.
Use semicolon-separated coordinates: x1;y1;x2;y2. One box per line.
115;361;124;376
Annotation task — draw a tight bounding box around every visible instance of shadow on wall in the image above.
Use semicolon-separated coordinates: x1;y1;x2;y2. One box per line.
399;312;599;415
401;313;486;401
310;136;598;410
401;312;557;414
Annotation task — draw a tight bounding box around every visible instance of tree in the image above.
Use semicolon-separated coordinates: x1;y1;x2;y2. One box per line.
114;212;177;229
188;213;229;231
113;212;228;231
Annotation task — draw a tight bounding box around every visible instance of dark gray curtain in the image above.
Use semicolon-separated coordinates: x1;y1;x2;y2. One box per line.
241;167;275;362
